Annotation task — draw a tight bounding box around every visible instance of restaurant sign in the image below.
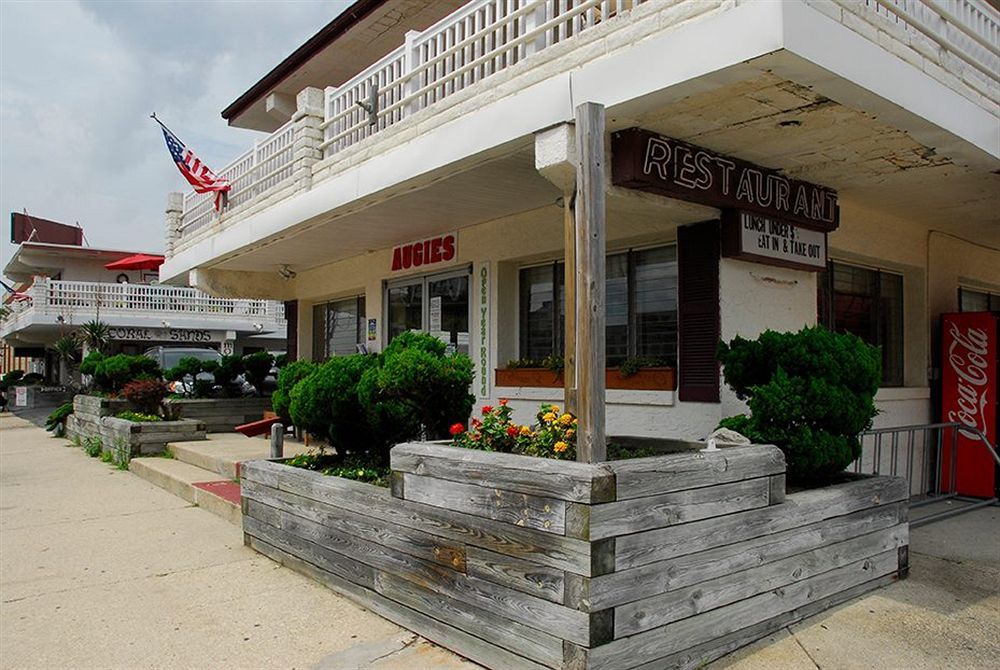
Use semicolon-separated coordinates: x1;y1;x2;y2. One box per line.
612;128;839;231
721;210;827;271
391;233;457;272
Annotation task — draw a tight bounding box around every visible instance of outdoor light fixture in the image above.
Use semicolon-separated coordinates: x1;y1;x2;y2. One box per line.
161;320;171;328
253;323;264;332
278;265;297;280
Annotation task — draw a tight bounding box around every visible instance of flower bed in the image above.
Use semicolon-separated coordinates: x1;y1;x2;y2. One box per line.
495;367;675;391
241;441;908;670
162;397;272;432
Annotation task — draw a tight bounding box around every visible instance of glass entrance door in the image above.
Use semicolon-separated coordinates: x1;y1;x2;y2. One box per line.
386;269;470;355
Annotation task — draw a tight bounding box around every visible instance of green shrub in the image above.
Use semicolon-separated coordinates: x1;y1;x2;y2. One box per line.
357;331;474;449
164;356;206;382
242;352;274;394
212;355;244;394
0;369;24;391
274;353;289;369
272;360;317;421
83;436;103;458
81;353;160;394
289;355;376;453
717;325;881;482
21;372;44;385
46;402;74;435
116;411;162;423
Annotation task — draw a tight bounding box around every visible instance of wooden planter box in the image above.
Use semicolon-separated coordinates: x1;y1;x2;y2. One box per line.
241;442;908;670
495;367;676;391
163;397;272;432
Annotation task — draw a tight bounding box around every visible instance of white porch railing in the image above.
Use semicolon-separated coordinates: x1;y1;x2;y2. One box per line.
174;0;999;236
181;120;296;235
11;279;284;326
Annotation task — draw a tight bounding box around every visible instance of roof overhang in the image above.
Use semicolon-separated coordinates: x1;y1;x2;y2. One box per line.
221;0;469;131
4;243;161;282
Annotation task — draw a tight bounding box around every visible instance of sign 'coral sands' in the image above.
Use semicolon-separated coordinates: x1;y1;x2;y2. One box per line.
940;311;998;498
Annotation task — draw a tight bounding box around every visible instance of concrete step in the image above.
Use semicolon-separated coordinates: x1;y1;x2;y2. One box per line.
129;457;241;526
169;432;309;479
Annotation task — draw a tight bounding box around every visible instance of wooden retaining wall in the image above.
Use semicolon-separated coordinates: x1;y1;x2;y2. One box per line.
67;394;206;462
241;443;909;670
163;397;272;432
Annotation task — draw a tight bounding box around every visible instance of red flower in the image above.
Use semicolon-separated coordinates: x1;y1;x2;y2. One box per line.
471;418;482;428
481;405;494;415
499;398;509;406
506;426;518;437
449;423;465;436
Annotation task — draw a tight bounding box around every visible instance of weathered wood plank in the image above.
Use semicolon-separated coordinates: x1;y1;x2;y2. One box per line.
242;460;593;574
243;480;466;571
402;472;566;534
248;535;549;670
390;442;615;503
589;550;900;670
592;502;904;610
615;524;908;636
248;498;592;646
628;572;900;670
574;101;608;464
375;571;565;668
607;445;785;500
466;546;564;604
244;516;378;590
590;478;770;540
615;475;908;569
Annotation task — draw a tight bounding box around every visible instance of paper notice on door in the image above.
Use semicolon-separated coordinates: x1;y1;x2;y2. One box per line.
429;296;442;331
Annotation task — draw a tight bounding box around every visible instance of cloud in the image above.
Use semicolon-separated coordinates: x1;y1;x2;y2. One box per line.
1;0;343;271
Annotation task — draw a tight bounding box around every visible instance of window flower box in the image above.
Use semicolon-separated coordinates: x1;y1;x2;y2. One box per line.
495;366;676;391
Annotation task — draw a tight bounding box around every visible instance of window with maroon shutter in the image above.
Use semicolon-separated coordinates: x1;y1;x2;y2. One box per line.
678;221;721;402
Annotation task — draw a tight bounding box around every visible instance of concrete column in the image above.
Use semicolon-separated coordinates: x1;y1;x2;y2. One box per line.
292;87;326;192
165;192;184;258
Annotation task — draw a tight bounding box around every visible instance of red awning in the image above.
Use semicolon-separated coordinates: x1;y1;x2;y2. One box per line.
104;254;165;271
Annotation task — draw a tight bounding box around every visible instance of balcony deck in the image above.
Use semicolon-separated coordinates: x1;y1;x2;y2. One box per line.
0;279;285;341
163;0;999;279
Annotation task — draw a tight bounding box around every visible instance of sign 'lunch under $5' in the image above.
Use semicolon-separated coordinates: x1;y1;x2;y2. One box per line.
722;210;827;271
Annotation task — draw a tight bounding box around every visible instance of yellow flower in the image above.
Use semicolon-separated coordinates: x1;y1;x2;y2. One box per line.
550;406;560;414
519;425;532;436
559;413;573;425
542;412;556;423
565;429;574;438
554;441;568;453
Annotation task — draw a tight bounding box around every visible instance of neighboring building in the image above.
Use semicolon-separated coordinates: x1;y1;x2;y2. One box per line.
1;213;286;380
159;0;999;441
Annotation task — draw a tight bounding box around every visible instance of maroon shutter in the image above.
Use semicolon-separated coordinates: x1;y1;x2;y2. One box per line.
284;300;299;360
678;221;721;402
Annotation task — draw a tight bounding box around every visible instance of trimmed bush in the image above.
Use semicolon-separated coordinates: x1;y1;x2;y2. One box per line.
717;325;881;481
123;378;167;415
242;351;274;395
272;360;317;421
1;370;24;391
289;355;376;453
46;402;74;435
80;353;161;394
213;355;244;394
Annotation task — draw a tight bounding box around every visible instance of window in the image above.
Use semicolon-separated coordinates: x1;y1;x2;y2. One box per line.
385;269;470;355
518;245;678;366
818;262;903;387
312;295;365;361
959;288;1000;313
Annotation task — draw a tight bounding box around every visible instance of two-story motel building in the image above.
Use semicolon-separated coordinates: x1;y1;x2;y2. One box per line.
159;0;999;441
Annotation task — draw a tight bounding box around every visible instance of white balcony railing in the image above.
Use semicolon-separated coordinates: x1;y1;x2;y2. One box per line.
175;0;999;237
1;279;285;335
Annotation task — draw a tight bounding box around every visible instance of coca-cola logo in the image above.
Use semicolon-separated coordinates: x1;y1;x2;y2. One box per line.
946;322;990;439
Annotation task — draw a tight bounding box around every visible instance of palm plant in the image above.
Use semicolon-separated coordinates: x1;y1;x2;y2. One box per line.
77;320;111;354
50;335;80;385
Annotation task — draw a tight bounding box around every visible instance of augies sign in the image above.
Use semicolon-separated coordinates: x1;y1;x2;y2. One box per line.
612;128;839;231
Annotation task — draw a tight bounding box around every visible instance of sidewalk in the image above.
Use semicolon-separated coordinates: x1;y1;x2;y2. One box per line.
2;413;997;669
0;413;476;670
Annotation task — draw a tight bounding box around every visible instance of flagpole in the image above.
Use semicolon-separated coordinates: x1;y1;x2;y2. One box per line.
150;113;180;140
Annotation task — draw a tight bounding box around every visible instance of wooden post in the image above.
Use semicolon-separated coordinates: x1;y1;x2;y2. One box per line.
574;102;606;463
563;190;577;416
270;423;284;459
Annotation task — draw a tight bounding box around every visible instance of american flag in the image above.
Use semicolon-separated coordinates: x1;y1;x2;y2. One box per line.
1;280;31;303
158;122;231;211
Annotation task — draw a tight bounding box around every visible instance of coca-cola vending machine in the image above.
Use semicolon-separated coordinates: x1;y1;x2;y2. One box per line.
940;312;999;498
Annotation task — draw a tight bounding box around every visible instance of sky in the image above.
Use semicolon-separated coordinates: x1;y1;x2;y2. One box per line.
0;0;351;277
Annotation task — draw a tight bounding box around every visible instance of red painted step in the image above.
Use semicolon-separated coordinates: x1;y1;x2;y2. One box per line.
192;480;242;506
